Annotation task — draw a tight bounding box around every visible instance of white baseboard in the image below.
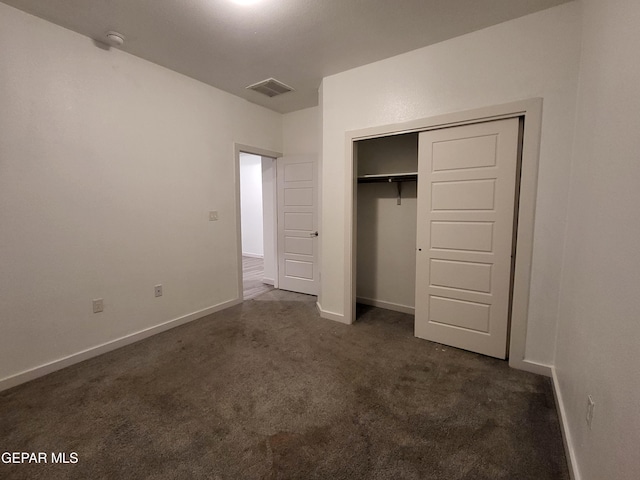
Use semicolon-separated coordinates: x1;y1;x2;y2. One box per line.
262;277;275;286
551;366;581;480
509;357;552;377
316;301;349;324
241;252;264;259
356;296;415;315
0;298;242;392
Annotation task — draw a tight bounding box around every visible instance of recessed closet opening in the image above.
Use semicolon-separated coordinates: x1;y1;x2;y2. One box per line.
346;100;543;371
356;133;419;316
351;112;532;360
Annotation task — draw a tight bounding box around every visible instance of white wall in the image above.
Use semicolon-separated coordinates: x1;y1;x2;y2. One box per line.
319;2;582;365
283;107;319;156
356;134;418;311
0;3;282;385
554;0;640;478
239;153;264;257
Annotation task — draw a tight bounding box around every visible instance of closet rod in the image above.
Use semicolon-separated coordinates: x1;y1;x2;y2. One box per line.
357;172;417;205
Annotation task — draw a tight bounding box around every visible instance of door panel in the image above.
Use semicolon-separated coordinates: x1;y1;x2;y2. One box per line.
415;118;519;359
284;259;314;279
432;134;497;171
430;221;494;252
431;179;496;210
284;187;313;206
429;296;491;333
429;259;492;293
285;236;314;255
284;212;313;231
277;156;319;295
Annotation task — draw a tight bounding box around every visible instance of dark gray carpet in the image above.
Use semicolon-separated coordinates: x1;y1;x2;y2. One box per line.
0;291;568;479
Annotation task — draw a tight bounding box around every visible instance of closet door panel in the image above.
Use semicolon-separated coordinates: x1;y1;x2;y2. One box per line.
415;118;519;359
429;259;492;294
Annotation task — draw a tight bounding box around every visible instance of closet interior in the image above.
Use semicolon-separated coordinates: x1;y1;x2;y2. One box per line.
356;132;419;316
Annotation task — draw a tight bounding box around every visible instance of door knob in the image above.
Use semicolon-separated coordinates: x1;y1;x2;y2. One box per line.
310;231;319;237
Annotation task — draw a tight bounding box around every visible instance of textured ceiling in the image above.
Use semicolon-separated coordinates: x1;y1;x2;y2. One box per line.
1;0;571;113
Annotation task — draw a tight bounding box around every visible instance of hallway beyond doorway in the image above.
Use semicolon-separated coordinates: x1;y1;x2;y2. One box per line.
243;256;274;300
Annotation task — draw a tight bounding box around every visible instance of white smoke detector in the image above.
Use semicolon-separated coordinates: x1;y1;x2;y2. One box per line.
105;31;125;47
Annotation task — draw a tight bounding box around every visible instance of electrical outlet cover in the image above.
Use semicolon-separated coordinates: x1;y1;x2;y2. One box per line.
92;299;104;313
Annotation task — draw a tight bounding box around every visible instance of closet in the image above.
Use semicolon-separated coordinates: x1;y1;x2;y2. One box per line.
356;133;419;315
354;118;522;360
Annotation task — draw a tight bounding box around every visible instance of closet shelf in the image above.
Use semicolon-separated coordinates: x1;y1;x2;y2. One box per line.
357;172;417;205
357;172;418;183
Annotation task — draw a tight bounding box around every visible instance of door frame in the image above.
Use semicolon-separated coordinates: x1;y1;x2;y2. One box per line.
234;143;282;301
344;98;545;375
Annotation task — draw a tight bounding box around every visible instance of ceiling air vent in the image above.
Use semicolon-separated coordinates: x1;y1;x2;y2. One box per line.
246;78;294;98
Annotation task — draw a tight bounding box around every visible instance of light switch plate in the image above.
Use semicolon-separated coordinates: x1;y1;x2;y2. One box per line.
209;211;218;221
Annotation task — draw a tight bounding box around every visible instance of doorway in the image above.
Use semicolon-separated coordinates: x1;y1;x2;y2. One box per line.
239;152;276;299
356;133;419;315
234;144;281;301
235;145;320;301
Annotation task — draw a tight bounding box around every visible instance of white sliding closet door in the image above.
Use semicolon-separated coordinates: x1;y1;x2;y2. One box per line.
414;118;519;359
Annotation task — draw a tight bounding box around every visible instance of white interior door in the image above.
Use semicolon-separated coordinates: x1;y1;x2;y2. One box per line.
277;155;319;295
415;118;519;359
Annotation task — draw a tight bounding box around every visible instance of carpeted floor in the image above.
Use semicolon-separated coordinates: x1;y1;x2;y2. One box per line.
0;290;568;480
